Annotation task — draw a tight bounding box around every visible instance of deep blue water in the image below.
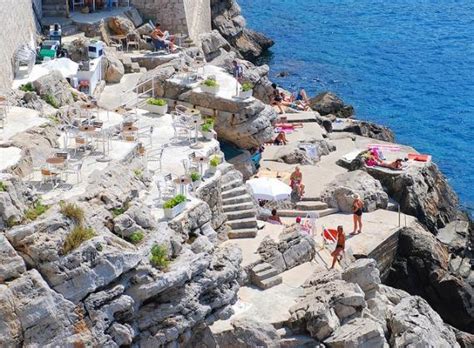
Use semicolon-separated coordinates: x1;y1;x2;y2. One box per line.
239;0;474;213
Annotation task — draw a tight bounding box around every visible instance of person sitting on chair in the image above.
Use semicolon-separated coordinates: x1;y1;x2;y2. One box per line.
151;23;175;52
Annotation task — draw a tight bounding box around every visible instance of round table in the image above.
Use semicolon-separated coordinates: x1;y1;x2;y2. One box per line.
173;176;191;195
46;157;65;165
192;155;208;175
80;103;97;119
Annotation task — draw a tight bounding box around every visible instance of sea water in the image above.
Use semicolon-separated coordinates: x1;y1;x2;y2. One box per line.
239;0;474;213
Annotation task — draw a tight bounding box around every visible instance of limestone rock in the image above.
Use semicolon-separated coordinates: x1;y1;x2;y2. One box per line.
387;224;474;333
0;270;92;346
367;162;458;233
0;175;30;228
324;317;386;348
108;16;135;36
215;318;280;348
32;71;74;107
320;170;388;213
309;92;354;118
342;259;381;298
104;53;125;83
0;234;26;282
274;146;314;165
200;30;231;62
66;37;90;62
342;121;395;142
388;296;460;347
124;7;144;27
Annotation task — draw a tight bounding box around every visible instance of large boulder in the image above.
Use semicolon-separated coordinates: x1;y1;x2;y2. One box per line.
320;170;388;213
342;121;395;142
274;145;314;165
210;0;273;61
0;175;31;228
324;317;387;348
108;16;136;36
214;318;280;347
309;92;354;118
104;54;125;83
342;258;381;298
0;234;26;282
388;296;460;347
387;224;474;333
199;30;232;62
32;71;75;107
367;162;458;233
66;37;90;62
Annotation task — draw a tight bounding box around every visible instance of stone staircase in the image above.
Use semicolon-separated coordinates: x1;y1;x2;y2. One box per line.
249;262;282;289
221;179;258;239
278;197;338;219
42;0;68;18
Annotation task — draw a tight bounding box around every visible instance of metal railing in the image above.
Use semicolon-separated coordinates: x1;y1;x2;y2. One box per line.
119;75;156;115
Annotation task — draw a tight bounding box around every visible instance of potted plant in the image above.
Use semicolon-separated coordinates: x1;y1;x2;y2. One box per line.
200;119;215;140
239;82;254;99
163;194;187;219
145;98;168;115
201;78;220;94
208;155;221;174
190;172;201;190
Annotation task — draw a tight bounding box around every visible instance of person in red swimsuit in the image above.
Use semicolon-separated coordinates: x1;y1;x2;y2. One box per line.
331;225;346;269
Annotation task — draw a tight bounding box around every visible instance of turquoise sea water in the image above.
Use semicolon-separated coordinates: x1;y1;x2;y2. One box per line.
239;0;474;213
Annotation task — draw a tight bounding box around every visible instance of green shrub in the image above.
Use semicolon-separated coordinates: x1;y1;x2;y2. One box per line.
48;114;61;124
241;82;254;92
43;94;59;108
6;217;19;228
128;231;144;245
201;119;214;132
190;172;201;182
24;200;49;221
19;82;35;92
163;194;186;209
133;169;143;178
209;155;220;167
150;244;169;270
63;226;95;254
59;201;84;225
202;78;219;88
111;201;130;217
0;181;7;192
147;98;167;106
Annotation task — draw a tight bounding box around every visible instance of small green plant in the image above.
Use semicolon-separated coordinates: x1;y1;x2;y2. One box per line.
6;216;19;228
241;82;254;92
48;114;61;124
24;200;49;221
59;201;84;225
111;200;130;217
209;155;220;167
190;172;201;182
147;98;167;106
163;194;186;209
19;82;35;92
150;244;170;270
43;93;59;108
63;226;95;254
202;78;219;88
133;169;143;178
201;119;214;133
128;231;144;245
0;181;7;192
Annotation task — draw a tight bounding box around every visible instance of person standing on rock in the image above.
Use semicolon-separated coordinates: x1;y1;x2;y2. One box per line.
351;194;364;235
232;60;244;96
330;225;346;269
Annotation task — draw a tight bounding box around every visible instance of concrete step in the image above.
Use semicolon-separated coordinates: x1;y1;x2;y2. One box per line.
296;201;328;211
254;267;279;281
222;201;255;213
278;208;338;218
222;194;253;205
255;275;283;289
301;196;321;202
131;62;141;73
252;262;273;273
222;186;248;200
221;179;243;192
225;209;256;221
226;217;258;230
228;228;258;239
42;10;67;17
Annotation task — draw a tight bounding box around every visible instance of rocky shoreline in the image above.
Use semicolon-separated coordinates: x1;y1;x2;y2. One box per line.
0;0;472;347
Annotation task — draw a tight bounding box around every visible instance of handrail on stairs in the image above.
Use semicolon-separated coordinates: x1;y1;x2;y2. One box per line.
119;75;156;114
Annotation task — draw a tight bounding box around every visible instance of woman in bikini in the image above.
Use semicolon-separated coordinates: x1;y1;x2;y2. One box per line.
351;194;364;235
331;225;345;269
290;166;305;197
273;131;288;145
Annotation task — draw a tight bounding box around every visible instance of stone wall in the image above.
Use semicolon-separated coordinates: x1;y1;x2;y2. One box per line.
130;0;211;42
0;0;37;89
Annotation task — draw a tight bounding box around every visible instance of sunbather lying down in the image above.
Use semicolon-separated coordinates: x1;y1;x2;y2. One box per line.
377;158;404;170
275;122;304;129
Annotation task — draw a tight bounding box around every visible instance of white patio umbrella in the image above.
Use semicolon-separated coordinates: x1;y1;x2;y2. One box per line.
42;58;79;78
247;177;292;201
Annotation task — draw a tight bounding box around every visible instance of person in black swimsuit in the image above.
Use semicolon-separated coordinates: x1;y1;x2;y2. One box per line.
351;194;364;235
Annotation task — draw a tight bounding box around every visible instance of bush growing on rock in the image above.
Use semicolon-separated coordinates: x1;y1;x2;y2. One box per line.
59;201;84;225
24;200;49;221
0;181;7;192
128;231;144;245
202;78;219;87
150;244;170;270
146;98;167;106
63;226;96;254
163;194;186;209
43;94;59;108
19;82;35;92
